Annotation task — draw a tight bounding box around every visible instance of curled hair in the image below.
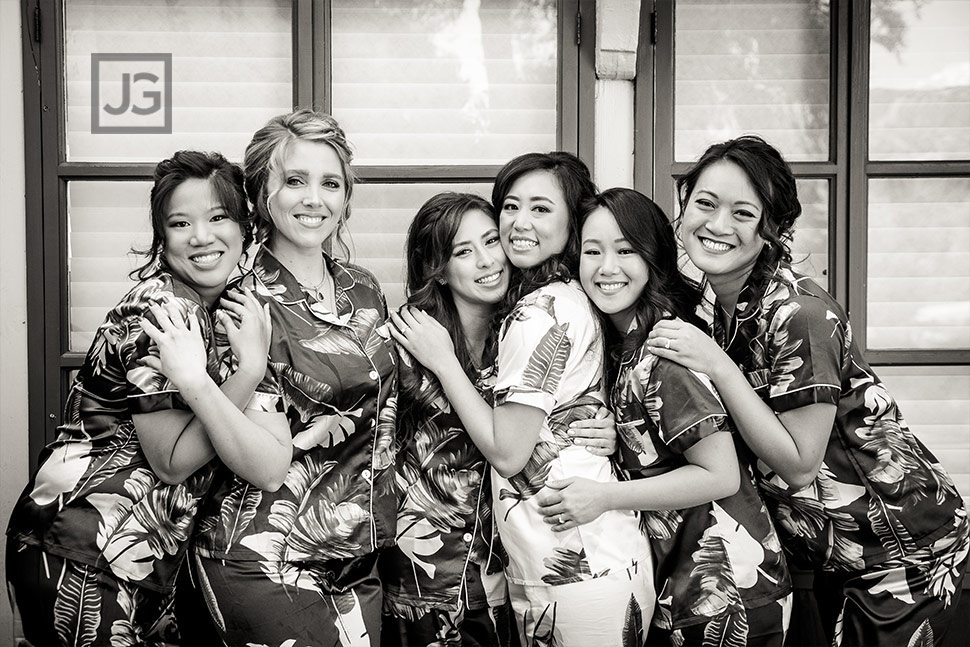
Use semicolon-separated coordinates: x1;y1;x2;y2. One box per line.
676;135;801;290
243;108;357;258
131;150;251;280
398;192;498;445
491;151;597;313
580;188;705;360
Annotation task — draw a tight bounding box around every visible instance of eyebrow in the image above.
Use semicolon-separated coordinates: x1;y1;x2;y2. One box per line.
281;168;343;179
581;236;629;245
505;194;554;203
695;189;761;210
166;204;225;218
453;229;499;248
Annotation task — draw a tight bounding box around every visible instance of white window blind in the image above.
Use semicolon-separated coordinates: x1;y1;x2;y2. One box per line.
867;177;970;350
330;0;558;165
64;0;291;162
674;0;830;163
869;0;970;161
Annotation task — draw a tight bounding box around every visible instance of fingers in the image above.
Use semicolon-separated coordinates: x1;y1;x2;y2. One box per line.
139;355;161;371
140;316;163;341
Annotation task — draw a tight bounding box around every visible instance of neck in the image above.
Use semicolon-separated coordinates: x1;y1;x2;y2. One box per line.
268;238;328;286
455;300;495;364
707;264;755;315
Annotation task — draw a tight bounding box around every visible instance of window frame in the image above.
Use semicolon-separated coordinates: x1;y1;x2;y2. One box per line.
21;0;594;466
639;0;969;367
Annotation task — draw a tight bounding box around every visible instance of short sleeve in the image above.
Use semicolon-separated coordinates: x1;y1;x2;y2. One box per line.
761;296;844;413
654;361;728;455
122;295;205;415
494;301;566;415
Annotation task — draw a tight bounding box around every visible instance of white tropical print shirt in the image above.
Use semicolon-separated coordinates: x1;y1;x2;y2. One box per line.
492;279;649;586
612;333;791;630
718;264;967;573
6;273;218;593
192;248;398;591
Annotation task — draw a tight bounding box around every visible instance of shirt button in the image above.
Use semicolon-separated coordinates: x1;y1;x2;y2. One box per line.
462;533;472;543
362;469;372;480
368;370;379;380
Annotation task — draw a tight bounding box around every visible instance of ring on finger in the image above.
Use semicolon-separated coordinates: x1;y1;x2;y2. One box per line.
558;514;565;524
664;337;671;350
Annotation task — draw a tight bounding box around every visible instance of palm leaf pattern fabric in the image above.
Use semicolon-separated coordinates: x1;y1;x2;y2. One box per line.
491;280;649;587
716;266;967;575
380;350;507;617
6;273;219;594
612;335;791;631
192;249;398;591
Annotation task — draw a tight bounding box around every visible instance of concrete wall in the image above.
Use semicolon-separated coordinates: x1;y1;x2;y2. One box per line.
0;0;30;642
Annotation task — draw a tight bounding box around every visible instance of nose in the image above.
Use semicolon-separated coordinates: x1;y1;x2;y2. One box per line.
476;249;495;269
510;209;532;231
705;207;734;235
190;222;215;246
302;186;323;208
599;250;620;275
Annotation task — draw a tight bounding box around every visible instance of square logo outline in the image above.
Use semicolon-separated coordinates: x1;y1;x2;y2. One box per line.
91;53;173;134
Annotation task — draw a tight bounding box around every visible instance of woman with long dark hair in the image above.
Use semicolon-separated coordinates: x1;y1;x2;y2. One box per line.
649;135;968;646
391;153;653;646
540;187;792;645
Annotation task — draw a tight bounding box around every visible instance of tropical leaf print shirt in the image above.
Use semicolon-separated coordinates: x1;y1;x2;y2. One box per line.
717;265;966;572
6;273;218;593
380;352;506;615
492;280;649;586
193;248;398;577
612;334;791;630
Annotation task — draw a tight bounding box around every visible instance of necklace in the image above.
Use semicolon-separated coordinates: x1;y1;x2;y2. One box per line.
301;267;335;309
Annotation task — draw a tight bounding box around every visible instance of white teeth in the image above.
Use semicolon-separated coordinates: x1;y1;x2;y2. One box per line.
296;214;324;225
476;272;501;285
510;239;538;251
597;282;626;293
700;238;732;252
191;252;221;264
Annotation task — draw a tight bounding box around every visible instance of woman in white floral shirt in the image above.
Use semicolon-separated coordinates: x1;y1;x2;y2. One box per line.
5;151;285;645
392;153;654;647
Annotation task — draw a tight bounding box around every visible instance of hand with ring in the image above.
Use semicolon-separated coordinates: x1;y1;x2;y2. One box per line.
537;476;610;532
648;317;736;380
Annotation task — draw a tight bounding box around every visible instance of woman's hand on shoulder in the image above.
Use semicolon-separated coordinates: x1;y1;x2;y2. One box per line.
389;306;458;376
218;287;272;380
140;301;209;392
568;406;617;456
647;318;732;380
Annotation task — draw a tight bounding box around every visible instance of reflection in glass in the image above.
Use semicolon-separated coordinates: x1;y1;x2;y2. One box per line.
331;0;557;165
867;178;970;350
674;0;830;162
65;0;291;162
346;183;493;309
869;0;970;161
68;181;154;351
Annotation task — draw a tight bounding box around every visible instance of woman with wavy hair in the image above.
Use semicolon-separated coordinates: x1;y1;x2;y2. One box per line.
5;150;283;645
391;153;652;647
649;135;968;646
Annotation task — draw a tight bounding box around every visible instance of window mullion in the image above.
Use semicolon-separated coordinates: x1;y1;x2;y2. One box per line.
846;0;870;355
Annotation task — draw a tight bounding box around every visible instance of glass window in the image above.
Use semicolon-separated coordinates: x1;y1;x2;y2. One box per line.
65;0;292;162
330;0;558;165
869;0;970;161
791;179;829;289
673;0;830;162
867;177;970;350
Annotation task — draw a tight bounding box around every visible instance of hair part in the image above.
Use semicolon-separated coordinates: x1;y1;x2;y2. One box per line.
491;151;598;313
131;150;252;281
243;108;357;258
580;188;705;359
675;134;801;288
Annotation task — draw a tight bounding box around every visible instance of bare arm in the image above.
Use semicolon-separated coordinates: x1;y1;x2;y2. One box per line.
647;318;834;490
135;293;291;490
390;307;544;477
538;430;741;530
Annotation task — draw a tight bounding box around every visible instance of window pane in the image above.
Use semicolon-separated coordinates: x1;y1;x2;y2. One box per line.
867;178;970;350
792;179;828;289
869;0;970;161
65;0;291;162
345;183;493;310
330;0;557;165
68;181;153;352
674;0;830;162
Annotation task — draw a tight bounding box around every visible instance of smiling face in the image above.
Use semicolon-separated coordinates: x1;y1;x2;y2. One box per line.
681;160;766;287
498;170;571;269
162;178;244;307
266;139;347;257
579;206;649;332
443;208;510;310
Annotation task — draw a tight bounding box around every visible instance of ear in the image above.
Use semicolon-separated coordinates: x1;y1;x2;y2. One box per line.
436;277;446;285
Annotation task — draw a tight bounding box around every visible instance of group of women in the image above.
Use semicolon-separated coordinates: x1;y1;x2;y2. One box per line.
5;108;968;647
